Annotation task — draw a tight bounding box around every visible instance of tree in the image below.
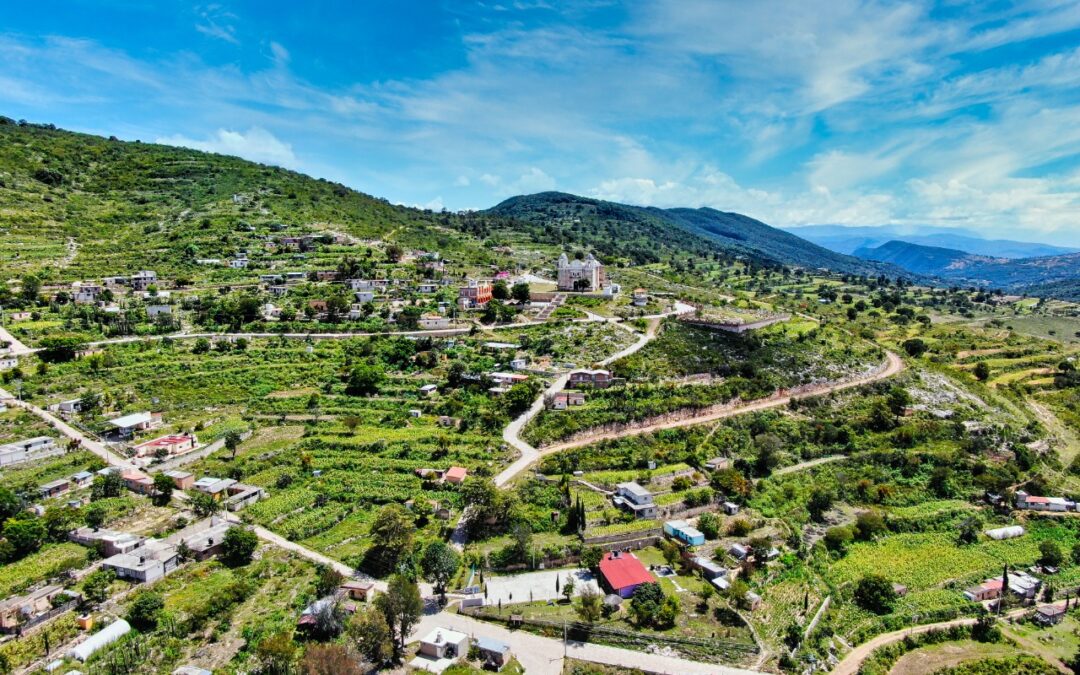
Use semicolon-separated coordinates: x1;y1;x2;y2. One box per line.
221;526;259;566
81;569;114;606
310;599;347;640
345;363;385;396
224;429;244;460
807;488;834;522
629;582;667;627
973;362;991;381
341;415;362;435
192;337;211;354
492;280;509;300
886;386;912;416
256;631;297;675
1040;540;1064;568
2;517;45;559
348;606;393;666
823;525;854;553
375;574;423;660
576;586;603;622
752;433;783;476
511;282;531;304
366;504;414;575
562;574;576;603
854;575;897;614
0;488;21;522
698;512;721;540
190;492;222;518
152;473;174;506
127;591;165;630
660;539;681;568
957;518;980;546
1071;541;1080;566
580;545;603;571
91;472;124;500
300;644;364;675
420;541;460;601
20;274;41;303
902;338;928;358
315;563;345;597
854;511;886;541
84;502;107;530
38;335;87;362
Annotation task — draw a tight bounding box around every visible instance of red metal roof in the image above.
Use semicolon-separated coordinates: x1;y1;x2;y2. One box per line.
599;552;655;592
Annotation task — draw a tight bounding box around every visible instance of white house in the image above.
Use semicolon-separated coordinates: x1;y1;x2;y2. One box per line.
613;482;657;519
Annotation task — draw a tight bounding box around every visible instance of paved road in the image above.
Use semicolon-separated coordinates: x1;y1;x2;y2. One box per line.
0;387;132;468
411;611;762;675
537;351;904;456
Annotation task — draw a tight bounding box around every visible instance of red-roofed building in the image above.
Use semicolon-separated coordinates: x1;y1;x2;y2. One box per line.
963;578;1003;602
599;551;655;598
444;466;468;485
133;434;196;458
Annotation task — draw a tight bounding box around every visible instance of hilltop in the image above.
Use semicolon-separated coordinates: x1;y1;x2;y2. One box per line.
487;192;905;277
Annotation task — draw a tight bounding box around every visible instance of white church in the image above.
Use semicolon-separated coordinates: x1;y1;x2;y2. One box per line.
556;253;606;292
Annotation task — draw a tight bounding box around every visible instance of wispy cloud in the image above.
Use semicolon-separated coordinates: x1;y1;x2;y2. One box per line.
2;2;1080;244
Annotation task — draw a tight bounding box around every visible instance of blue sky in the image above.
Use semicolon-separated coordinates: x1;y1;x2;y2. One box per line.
3;1;1080;245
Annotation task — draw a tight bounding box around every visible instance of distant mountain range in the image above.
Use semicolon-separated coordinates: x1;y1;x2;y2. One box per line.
788;224;1077;259
486;192;905;277
854;240;1080;298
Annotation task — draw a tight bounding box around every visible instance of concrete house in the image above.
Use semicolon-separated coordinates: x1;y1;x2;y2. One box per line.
164;470;195;490
70;527;146;556
102;540;179;583
0;436;62;467
458;279;492;308
130;270;158;291
568;369;616;388
552;391;586;410
414;627;470;670
0;585;77;634
476;637;512;671
133;433;196;459
613;482;657;519
1015;491;1073;512
107;411;163;438
664;520;705;546
39;479;70;499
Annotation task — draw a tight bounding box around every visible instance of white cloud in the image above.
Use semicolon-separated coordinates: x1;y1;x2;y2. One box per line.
270;41;290;65
509;167;556;193
454;175;471;187
155;128;298;168
195;6;239;45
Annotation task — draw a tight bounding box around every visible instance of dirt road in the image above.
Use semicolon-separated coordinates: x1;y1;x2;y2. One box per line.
0;387;132;468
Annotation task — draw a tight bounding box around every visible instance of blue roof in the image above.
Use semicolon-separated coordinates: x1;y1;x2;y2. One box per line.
475;637;510;653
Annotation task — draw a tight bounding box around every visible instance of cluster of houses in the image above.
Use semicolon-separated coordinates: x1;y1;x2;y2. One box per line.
545;368;623;411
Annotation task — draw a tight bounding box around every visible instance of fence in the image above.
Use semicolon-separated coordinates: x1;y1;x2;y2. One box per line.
460;606;758;662
541;356;893;449
582;529;663;547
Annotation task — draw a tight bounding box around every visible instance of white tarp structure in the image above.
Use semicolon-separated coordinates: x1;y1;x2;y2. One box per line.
70;619;130;661
985;525;1024;540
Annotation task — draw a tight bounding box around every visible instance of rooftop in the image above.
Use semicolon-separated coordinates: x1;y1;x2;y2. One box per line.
599;551;655;591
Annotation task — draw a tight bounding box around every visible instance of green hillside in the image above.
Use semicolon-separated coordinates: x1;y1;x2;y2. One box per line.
0;117;492;284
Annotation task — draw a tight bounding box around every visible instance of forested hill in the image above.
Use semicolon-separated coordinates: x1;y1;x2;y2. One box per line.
486;192;905;277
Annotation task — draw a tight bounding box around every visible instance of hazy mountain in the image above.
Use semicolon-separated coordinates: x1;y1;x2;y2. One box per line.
854;239;1080;299
788;224;1077;259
